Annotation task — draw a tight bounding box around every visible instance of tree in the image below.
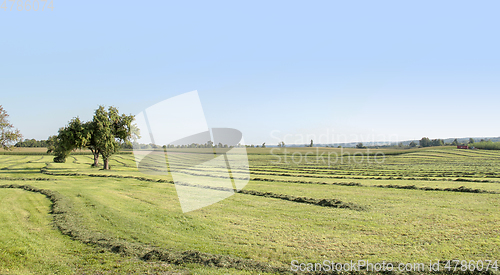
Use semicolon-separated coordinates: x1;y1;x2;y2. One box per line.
81;120;101;167
309;140;313;147
47;117;89;163
49;106;135;169
47;134;70;162
451;139;459;146
419;137;431;147
261;142;266;148
92;106;135;170
431;139;444;147
0;106;23;150
469;138;475;144
409;141;417;148
356;142;366;149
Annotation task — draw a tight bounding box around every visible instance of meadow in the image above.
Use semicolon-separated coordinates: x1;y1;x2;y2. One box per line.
0;146;499;274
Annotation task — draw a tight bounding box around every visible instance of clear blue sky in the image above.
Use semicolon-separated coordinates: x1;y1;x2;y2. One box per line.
1;1;499;145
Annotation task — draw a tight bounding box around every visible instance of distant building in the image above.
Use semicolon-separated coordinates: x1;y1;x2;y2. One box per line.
457;145;469;149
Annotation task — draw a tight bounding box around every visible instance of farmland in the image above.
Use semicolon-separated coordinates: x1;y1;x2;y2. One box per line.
0;146;499;274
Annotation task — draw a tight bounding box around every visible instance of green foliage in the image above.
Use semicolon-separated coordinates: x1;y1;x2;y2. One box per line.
92;106;135;169
46;134;70;163
419;137;431;147
409;141;417;147
431;139;444;146
472;140;500;150
49;106;135;169
420;137;444;147
0;106;23;150
47;117;88;163
15;139;49;147
356;142;366;149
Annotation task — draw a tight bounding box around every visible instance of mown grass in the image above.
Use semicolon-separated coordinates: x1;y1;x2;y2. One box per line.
0;185;275;274
0;147;499;274
0;188;183;274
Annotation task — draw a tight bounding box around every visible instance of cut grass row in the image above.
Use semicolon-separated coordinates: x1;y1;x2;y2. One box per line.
40;164;366;210
37;155;500;194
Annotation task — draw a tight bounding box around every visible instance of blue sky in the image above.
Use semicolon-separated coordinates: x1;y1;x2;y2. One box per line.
1;1;499;145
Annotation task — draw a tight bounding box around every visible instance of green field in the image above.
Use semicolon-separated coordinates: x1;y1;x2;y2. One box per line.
0;147;499;274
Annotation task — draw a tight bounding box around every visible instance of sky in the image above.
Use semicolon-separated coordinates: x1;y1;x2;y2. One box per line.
1;0;499;145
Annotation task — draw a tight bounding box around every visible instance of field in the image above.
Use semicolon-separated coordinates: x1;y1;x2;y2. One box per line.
0;146;499;274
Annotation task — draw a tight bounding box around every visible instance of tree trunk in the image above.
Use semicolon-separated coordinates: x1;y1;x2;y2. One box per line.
93;152;99;167
89;148;100;167
103;158;109;170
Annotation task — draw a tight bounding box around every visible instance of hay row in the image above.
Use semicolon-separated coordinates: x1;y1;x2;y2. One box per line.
249;171;500;184
238;190;366;211
40;168;363;210
0;177;54;181
251;177;499;194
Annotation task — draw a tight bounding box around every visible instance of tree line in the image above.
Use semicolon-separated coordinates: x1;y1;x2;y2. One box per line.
129;142;242;149
15;139;49;148
469;140;500;150
418;137;445;147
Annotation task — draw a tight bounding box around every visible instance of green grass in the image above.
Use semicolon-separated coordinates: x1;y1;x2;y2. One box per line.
0;147;499;274
0;188;182;274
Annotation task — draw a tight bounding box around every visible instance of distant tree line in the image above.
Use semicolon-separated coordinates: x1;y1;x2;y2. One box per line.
15;139;49;148
128;141;242;149
245;142;266;148
419;137;445;147
419;137;480;148
12;138;242;150
470;140;500;150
